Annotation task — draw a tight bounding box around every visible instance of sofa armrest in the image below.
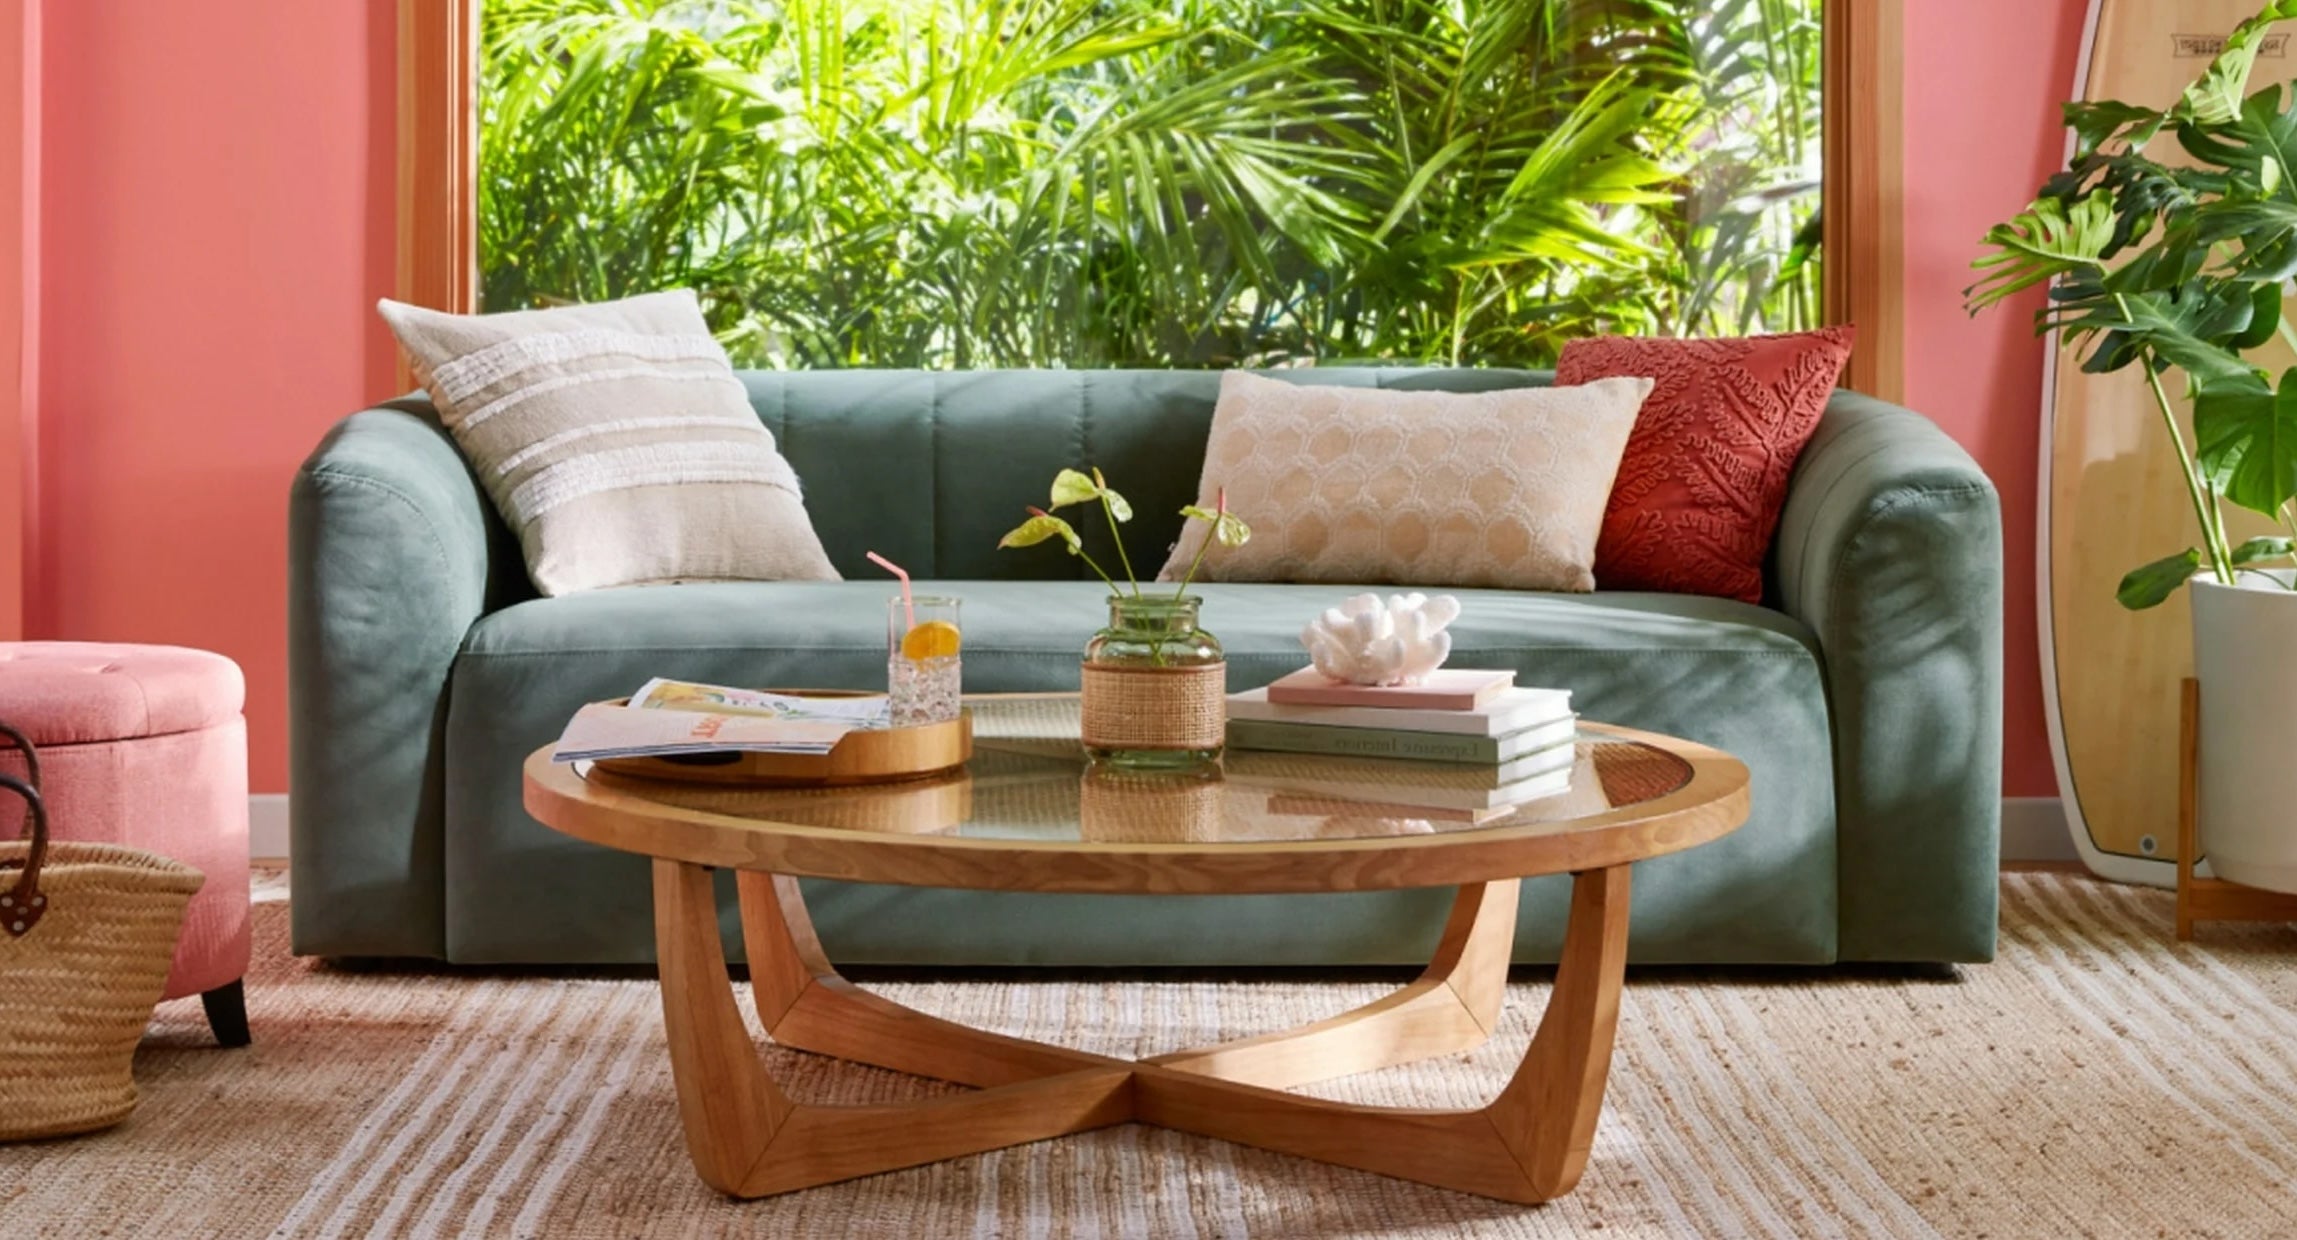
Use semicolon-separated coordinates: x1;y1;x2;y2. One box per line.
1772;391;2004;962
288;401;519;956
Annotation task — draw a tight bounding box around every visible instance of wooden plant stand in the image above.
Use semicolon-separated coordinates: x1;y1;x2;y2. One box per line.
2174;678;2297;940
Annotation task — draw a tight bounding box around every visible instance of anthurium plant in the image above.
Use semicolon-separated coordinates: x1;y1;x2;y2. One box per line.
1967;0;2297;608
998;468;1250;595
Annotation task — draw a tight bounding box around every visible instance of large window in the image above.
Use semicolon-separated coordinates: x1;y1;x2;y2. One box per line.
475;0;1823;370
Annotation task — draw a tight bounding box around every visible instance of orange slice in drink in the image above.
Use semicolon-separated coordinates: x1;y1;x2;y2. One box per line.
901;620;962;661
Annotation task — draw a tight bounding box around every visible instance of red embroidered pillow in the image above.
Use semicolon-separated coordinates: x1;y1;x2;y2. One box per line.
1555;327;1855;603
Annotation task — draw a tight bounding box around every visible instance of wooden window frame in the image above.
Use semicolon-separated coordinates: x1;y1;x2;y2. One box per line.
1;0;38;640
1821;0;1905;401
396;0;1904;402
397;0;478;326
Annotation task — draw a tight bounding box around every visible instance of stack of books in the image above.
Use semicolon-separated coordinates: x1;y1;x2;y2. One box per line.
1224;667;1577;807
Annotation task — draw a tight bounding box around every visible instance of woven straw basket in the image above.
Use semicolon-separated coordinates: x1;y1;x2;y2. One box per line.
0;720;203;1141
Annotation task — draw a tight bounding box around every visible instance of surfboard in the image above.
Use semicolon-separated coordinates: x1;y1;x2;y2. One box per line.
2044;0;2297;885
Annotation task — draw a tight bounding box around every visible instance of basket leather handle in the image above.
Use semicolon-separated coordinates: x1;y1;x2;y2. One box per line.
0;718;39;822
0;773;47;937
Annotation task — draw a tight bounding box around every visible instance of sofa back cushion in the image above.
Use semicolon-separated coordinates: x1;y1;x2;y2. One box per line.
743;367;1549;579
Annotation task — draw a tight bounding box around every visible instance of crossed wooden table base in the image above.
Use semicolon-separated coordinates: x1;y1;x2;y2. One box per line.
655;858;1631;1204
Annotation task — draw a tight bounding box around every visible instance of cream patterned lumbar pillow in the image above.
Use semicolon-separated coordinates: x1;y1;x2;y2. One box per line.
1158;371;1653;592
378;290;839;595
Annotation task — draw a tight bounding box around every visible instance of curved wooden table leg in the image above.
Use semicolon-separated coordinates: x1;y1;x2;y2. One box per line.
1146;879;1519;1088
1485;863;1632;1199
738;870;1125;1088
744;872;1521;1091
673;864;1628;1203
658;861;1133;1199
1130;865;1632;1204
655;860;795;1193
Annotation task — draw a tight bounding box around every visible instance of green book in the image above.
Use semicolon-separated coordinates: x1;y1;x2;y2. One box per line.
1223;714;1576;765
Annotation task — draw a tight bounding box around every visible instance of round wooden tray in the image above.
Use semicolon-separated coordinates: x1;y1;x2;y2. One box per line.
593;693;973;787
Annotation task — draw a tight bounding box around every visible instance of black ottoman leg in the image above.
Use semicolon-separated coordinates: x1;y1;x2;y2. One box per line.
201;980;250;1048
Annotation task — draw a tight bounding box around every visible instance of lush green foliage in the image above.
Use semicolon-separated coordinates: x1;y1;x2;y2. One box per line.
481;0;1823;369
1968;0;2297;607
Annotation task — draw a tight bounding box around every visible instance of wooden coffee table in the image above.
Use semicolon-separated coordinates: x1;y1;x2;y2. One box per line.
522;695;1748;1203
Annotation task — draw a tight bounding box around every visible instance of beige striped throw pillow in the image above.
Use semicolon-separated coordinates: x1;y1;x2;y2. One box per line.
377;290;839;595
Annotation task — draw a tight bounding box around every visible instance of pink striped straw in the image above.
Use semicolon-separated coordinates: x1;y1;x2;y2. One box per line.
866;550;915;630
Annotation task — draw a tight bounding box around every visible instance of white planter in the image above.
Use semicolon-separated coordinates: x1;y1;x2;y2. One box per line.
2192;573;2297;893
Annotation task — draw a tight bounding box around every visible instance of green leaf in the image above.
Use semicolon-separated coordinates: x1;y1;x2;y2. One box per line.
2176;2;2297;125
2193;366;2297;516
1967;193;2117;310
2232;535;2296;564
1093;468;1134;522
2233;281;2285;350
1048;469;1100;510
2187;198;2297;283
1050;467;1134;521
2117;548;2205;610
2046;280;2263;386
1181;505;1252;548
1370;134;1477;244
2064;100;2168;160
997;514;1082;553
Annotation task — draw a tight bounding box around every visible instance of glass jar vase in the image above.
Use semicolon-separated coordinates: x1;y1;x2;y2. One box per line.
1079;595;1226;768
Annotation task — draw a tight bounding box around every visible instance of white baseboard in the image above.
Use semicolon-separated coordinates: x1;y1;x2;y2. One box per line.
244;794;2083;866
2001;796;2079;864
250;793;289;864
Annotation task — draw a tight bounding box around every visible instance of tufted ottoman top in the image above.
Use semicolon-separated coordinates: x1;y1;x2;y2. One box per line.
0;642;245;746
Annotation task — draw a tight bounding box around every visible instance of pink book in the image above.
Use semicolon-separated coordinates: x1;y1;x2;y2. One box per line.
1263;667;1516;712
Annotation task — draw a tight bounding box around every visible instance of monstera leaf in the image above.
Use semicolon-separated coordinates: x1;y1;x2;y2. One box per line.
2047;277;2264;386
1967;193;2117;309
1978;0;2297;609
2177;83;2297;182
2192;367;2297;516
2178;1;2297;124
2044;152;2202;258
2063;99;2169;161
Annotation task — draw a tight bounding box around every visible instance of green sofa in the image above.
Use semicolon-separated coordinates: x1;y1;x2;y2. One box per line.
288;368;2002;967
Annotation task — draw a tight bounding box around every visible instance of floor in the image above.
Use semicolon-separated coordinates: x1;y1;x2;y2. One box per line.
0;870;2293;1238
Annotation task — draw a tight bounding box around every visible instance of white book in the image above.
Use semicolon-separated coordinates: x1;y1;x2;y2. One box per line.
1262;764;1579;826
1225;685;1572;737
1224;737;1578;811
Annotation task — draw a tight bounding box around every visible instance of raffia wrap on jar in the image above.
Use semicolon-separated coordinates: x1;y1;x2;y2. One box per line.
0;721;204;1141
1078;595;1227;764
1079;664;1228;753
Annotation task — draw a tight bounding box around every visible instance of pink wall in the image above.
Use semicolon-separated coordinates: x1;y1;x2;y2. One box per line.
9;2;2080;799
30;2;399;791
1901;0;2092;797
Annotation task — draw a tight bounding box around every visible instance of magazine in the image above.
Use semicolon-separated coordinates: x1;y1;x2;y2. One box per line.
551;680;891;763
628;678;891;727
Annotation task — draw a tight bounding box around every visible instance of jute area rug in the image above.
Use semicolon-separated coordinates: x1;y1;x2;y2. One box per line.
2;872;2293;1238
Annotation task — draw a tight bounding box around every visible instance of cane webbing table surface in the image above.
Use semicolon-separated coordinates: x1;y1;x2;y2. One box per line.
523;694;1749;1203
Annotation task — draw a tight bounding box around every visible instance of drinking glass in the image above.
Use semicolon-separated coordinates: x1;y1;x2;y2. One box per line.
887;596;962;726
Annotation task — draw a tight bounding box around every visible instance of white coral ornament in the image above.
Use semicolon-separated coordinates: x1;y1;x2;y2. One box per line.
1300;593;1462;686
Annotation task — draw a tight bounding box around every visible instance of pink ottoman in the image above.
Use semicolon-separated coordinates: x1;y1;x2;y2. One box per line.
0;642;251;1045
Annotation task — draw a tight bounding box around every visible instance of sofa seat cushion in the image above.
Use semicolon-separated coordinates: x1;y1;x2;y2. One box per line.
462;578;1823;675
444;580;1837;966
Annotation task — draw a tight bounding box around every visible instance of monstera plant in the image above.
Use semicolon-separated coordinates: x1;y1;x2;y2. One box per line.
1968;0;2297;608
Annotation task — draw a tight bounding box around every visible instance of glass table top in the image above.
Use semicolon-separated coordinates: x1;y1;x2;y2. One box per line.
584;696;1697;847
